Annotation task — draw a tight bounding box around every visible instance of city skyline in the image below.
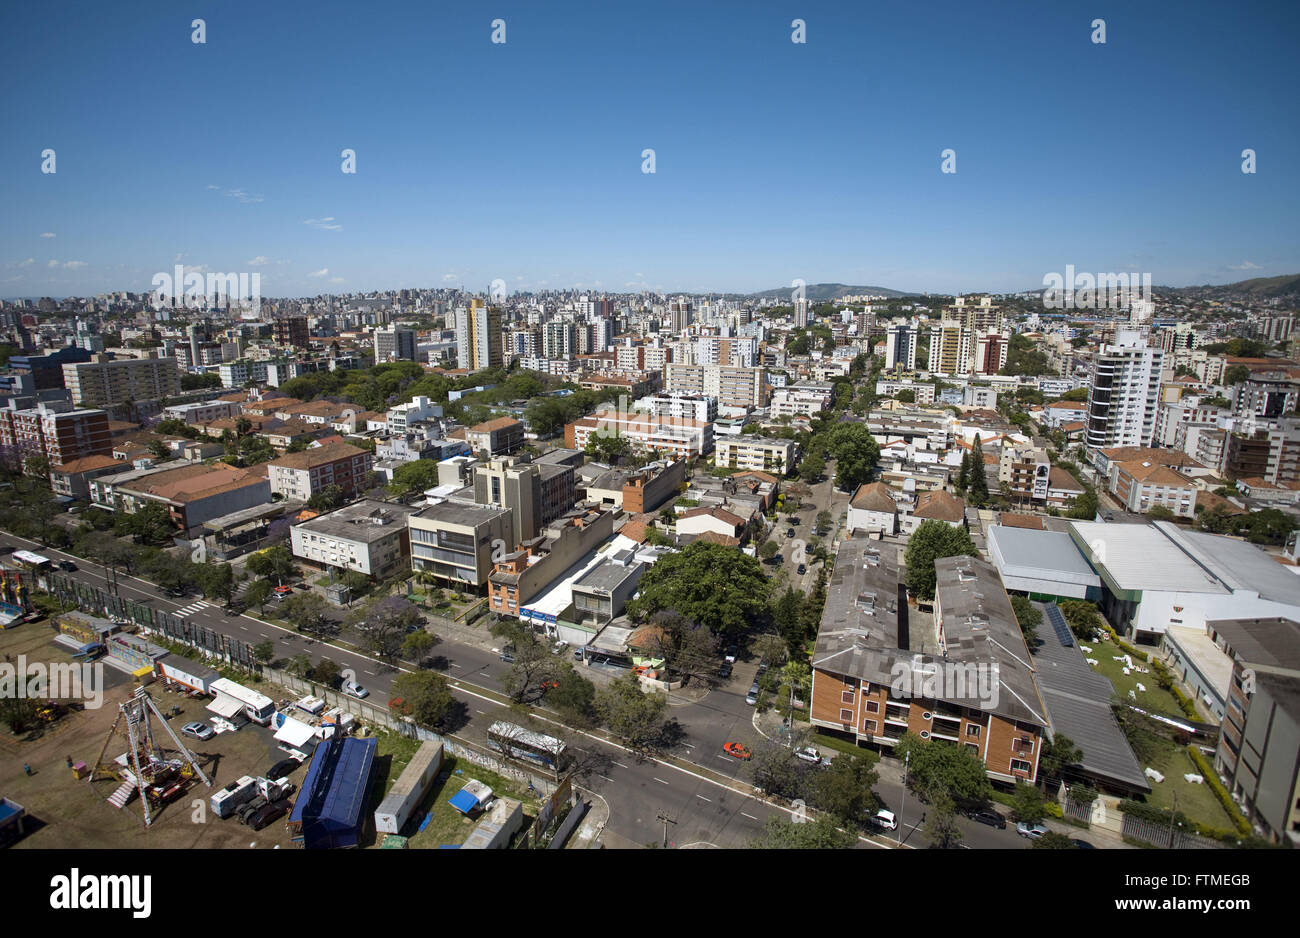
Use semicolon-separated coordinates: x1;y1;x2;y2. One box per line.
3;0;1298;298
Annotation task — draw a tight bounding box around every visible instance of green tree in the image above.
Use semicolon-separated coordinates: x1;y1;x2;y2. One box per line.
771;587;806;652
759;540;779;562
585;431;631;464
389;459;441;494
548;669;598;727
639;611;720;683
1058;387;1089;402
1067;487;1099;520
924;792;964;848
752;633;790;667
251;640;275;665
401;628;436;663
1039;733;1084;782
747;736;803;798
895;733;992;809
1059;600;1102;639
244;578;273;613
826;423;881;491
967;434;989;507
1010;595;1042;644
798;451;825;483
1223;364;1251;386
307;484;345;512
596;670;669;751
489;618;566;703
195;562;235;604
1009;780;1046;823
810;752;880;824
748;814;856;849
390;671;457;730
1033;832;1078;849
955;452;970;493
246;545;295;584
625;541;771;637
895;389;915;404
282;592;330;635
126;502;174;544
903;520;978;601
311;657;342;687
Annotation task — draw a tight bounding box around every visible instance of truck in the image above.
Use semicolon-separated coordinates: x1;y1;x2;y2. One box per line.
210;775;258;819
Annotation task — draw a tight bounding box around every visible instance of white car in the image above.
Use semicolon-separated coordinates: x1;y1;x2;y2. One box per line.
342;680;369;699
551;640;568;656
873;809;897;831
795;746;826;764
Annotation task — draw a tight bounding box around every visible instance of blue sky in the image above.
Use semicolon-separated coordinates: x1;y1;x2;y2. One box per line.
2;0;1297;298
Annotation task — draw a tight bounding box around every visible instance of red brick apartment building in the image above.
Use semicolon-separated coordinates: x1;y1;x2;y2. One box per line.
810;541;1049;784
267;441;373;500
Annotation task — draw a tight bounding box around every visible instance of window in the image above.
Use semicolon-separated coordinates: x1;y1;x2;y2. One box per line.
865;700;879;713
863;719;877;734
966;724;981;737
1010;759;1032;773
841;689;855;704
965;743;979;756
839;708;854;723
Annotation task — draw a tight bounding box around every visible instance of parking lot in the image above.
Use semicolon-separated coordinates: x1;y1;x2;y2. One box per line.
0;622;305;849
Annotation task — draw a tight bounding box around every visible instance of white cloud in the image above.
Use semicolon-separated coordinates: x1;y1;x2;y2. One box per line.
226;188;264;204
18;258;34;267
48;260;59;268
328;277;345;284
39;232;55;239
63;260;87;270
304;218;342;231
247;256;269;267
441;273;457;282
308;268;329;278
1228;260;1263;271
207;184;220;190
182;264;210;275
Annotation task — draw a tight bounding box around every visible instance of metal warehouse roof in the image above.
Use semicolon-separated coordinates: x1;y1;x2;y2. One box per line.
988;525;1101;588
1068;521;1227;594
1031;603;1150;794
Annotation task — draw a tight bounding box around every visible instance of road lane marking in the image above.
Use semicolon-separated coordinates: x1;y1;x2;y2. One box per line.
653;777;669;785
696;795;711;803
613;762;628;769
598;775;615;782
741;812;758;820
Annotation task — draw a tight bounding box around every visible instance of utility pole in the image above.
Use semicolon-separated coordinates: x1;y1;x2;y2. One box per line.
657;812;676;849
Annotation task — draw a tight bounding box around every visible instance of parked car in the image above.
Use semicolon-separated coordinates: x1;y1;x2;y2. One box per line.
786;528;795;538
165;587;188;598
273;584;294;595
716;662;732;680
181;721;213;741
872;809;898;831
969;809;1007;829
1016;821;1050;839
58;559;77;571
551;640;568;656
572;648;584;660
342;680;369;699
745;681;760;705
267;758;302;780
794;746;823;764
722;742;752;760
724;644;738;663
499;651;515;663
248;800;290;831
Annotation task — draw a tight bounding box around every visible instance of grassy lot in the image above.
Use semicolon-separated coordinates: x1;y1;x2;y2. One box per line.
402;755;540;849
1082;637;1184;718
1144;745;1237;833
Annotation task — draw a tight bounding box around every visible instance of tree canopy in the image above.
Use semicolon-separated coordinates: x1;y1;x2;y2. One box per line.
903;520;978;600
625;541;771;637
826;422;881;491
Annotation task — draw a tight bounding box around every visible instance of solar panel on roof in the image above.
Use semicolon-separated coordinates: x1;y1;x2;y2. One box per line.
1045;604;1074;647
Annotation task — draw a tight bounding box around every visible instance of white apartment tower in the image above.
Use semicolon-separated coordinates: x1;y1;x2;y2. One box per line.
1085;330;1165;449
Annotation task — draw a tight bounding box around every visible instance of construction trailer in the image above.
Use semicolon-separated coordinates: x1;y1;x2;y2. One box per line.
462;797;524;849
374;741;443;835
155;654;219;694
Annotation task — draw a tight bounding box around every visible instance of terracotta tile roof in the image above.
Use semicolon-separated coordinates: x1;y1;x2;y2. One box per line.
850;481;898;513
53;454;127;474
695;531;741;547
121;463;265;504
268;440;368;470
679;505;745;529
732;470;779;484
1060;421;1086;433
1117;460;1195;487
1048;467;1084;491
619;520;649;544
470;417;523;433
913;489;966;523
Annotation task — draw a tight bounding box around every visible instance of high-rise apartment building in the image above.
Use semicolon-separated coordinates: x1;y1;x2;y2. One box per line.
61;353;181;408
455;299;503;371
374;325;417;362
273;316;310;349
794;297;810;328
884;323;916;371
1085;331;1165;449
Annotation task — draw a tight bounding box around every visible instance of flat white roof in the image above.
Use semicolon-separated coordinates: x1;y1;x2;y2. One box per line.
1068;521;1227;594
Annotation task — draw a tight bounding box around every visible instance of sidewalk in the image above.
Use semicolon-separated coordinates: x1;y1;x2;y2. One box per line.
568;786;611;848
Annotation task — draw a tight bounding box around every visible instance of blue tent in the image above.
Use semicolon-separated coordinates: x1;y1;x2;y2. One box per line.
288;736;377;849
448;788;480;815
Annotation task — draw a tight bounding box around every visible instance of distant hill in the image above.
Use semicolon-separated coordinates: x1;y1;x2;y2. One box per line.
743;282;910;302
1166;274;1300;301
